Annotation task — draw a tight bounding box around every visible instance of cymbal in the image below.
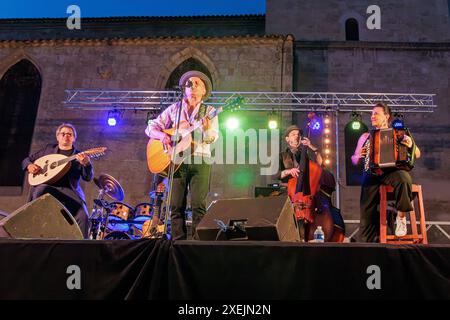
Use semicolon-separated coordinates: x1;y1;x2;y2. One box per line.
94;174;125;202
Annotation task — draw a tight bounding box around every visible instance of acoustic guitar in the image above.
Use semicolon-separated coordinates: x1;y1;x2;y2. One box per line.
146;97;243;176
28;147;107;186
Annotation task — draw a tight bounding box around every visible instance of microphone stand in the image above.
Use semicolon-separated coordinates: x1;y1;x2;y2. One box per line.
162;85;186;240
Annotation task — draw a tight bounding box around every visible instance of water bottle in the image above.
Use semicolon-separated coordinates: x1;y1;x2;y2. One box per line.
313;226;325;243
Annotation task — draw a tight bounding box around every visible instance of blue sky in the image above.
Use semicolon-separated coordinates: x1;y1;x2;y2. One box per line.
0;0;265;18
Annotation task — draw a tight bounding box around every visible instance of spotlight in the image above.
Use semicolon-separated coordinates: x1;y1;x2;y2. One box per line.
268;110;278;129
351;121;361;130
268;120;278;130
392;113;405;129
107;110;122;127
226;117;240;131
347;112;364;131
308;112;322;132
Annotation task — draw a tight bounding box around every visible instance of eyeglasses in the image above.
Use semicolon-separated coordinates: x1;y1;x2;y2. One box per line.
59;132;73;137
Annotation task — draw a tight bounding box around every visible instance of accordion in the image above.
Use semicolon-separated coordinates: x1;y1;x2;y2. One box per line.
369;128;416;174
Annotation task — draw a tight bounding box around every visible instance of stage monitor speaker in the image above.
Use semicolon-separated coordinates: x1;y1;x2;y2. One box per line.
197;196;300;242
0;193;83;240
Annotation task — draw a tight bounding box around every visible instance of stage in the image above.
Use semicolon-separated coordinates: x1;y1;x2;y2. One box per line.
0;239;449;300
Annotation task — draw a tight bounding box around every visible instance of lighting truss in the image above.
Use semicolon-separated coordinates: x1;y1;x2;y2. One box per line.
64;90;436;113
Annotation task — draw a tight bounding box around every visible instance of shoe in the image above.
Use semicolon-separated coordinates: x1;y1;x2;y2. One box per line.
395;216;408;237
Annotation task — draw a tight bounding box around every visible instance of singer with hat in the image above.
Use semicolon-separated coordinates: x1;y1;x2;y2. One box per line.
145;70;219;240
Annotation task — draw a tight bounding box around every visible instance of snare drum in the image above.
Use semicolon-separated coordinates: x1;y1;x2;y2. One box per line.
107;202;134;232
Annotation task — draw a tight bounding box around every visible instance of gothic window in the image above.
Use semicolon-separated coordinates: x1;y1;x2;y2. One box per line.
0;59;41;190
345;18;359;41
166;58;212;89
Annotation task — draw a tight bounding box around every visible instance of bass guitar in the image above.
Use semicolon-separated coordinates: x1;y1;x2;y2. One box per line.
28;147;107;186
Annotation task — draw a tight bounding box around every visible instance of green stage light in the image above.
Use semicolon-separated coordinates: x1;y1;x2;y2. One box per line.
268;120;278;129
226;117;240;130
351;121;361;130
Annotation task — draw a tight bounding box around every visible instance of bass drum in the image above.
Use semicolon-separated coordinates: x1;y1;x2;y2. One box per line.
103;231;131;240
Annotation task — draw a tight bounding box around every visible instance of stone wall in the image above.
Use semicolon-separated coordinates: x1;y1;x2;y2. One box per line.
0;35;292;214
267;0;450;42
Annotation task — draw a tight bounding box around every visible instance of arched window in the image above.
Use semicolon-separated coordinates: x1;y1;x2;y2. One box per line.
166;58;212;89
345;18;359;41
0;59;41;190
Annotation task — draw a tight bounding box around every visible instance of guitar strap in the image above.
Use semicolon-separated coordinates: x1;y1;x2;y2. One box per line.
194;103;208;143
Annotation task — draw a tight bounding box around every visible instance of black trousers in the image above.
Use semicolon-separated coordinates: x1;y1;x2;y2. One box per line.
360;170;413;243
30;185;89;238
169;157;211;240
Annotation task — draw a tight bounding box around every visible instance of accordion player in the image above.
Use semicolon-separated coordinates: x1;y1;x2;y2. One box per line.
369;127;417;174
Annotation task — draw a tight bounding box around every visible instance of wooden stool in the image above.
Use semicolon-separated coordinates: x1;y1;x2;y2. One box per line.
379;184;428;244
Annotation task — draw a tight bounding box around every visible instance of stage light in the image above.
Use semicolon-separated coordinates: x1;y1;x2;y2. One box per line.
226;117;240;131
321;113;332;167
344;112;369;185
307;113;323;132
392;113;405;129
107;110;122;127
267;109;279;129
351;121;361;130
268;120;278;129
311;119;321;130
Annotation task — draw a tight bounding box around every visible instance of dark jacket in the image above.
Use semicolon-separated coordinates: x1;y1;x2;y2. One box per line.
275;148;297;183
22;144;94;204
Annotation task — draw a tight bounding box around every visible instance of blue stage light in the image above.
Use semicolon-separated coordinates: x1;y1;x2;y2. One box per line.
107;110;121;127
392;118;404;129
107;117;117;126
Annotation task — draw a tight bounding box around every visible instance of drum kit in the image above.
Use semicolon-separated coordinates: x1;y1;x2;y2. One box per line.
88;174;168;240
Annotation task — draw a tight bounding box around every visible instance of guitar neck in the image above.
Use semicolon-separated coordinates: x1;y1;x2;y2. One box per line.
182;108;221;136
56;152;89;166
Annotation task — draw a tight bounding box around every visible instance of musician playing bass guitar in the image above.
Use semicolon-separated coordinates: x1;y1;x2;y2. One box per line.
352;103;421;242
145;70;219;240
22;123;94;238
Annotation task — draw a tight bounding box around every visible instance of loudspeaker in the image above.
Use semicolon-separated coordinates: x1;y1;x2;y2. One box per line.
0;193;83;240
197;196;300;241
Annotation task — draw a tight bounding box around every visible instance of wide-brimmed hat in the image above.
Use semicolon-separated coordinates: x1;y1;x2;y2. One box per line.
179;70;213;100
284;125;303;137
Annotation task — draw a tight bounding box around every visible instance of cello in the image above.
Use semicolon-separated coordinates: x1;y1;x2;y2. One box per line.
287;114;344;242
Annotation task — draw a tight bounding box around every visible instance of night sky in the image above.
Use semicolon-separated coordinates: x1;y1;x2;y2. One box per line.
0;0;265;18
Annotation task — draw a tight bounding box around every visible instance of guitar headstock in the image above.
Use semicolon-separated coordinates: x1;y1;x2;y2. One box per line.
223;96;244;113
84;147;107;159
211;96;244;116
